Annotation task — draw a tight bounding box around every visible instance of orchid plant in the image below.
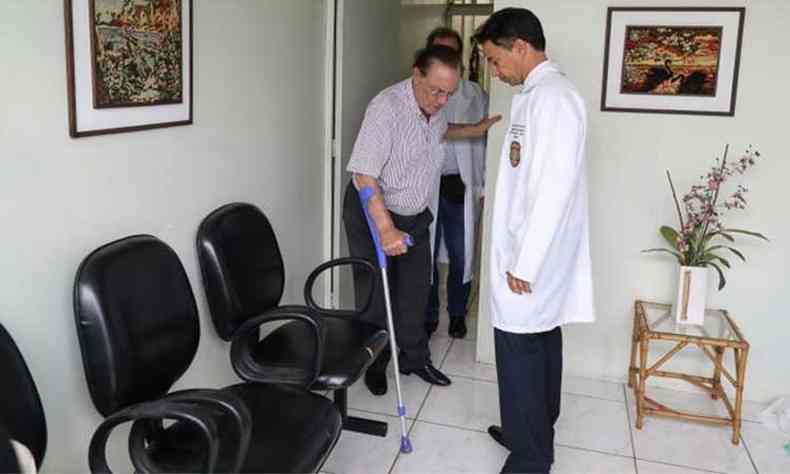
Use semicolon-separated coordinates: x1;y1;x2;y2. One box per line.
643;145;768;290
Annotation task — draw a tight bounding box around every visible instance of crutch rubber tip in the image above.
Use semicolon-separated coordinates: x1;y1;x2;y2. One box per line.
400;436;413;453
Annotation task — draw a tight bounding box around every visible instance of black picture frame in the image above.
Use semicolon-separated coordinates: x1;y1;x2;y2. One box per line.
600;7;745;116
64;0;194;138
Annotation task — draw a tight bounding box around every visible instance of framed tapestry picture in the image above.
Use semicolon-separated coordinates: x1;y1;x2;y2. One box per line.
64;0;193;137
601;7;745;116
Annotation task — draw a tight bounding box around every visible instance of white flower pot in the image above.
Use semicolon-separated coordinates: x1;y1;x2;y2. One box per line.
674;266;708;326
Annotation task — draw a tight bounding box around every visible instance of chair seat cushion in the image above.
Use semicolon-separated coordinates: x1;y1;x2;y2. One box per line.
146;384;341;473
254;317;388;390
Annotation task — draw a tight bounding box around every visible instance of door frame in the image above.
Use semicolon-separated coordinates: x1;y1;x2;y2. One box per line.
321;0;340;308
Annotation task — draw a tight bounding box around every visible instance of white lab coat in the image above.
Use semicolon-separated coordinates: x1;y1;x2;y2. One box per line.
489;61;595;334
429;79;489;283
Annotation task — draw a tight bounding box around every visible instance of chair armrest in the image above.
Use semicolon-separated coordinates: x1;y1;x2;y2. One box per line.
128;389;251;474
230;306;325;387
304;257;376;318
89;399;221;474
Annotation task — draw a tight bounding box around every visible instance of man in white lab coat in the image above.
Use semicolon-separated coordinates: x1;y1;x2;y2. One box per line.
473;8;595;474
424;28;489;339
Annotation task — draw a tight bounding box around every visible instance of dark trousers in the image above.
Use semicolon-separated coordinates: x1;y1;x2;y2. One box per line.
495;327;563;474
427;194;471;323
342;182;433;373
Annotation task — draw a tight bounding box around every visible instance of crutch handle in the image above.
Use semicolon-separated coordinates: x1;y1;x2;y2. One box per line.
358;186;413;268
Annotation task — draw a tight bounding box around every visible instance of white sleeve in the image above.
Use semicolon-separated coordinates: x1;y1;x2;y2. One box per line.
346;97;394;179
507;86;586;284
11;440;37;474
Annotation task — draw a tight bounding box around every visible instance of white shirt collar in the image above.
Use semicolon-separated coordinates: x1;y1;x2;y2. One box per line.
521;60;559;93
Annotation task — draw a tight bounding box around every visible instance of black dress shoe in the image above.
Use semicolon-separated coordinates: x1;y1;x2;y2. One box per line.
400;362;451;386
424;320;438;336
448;318;467;338
364;370;387;396
487;425;508;450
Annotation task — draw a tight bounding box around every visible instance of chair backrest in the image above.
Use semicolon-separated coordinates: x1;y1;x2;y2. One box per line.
73;235;200;417
197;203;285;341
0;323;47;468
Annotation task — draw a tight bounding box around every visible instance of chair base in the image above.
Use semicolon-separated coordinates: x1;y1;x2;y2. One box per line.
333;387;388;437
344;415;388;437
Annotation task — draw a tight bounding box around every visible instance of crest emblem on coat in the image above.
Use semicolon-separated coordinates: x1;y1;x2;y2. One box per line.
509;141;521;168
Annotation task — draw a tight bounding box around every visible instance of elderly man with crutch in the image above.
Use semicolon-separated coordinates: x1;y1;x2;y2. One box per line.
343;44;500;397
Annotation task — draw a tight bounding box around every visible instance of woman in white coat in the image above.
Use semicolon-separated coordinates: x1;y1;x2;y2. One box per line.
424;28;489;339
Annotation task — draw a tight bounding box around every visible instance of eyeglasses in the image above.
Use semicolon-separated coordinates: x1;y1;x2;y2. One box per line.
426;86;454;99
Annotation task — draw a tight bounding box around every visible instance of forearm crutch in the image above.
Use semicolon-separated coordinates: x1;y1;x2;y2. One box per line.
358;186;414;454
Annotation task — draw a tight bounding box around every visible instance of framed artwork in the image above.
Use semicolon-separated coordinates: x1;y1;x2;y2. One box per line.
64;0;193;137
601;7;745;116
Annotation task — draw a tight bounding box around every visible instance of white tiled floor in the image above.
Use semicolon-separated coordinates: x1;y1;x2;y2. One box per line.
322;410;415;474
322;318;789;474
441;338;498;382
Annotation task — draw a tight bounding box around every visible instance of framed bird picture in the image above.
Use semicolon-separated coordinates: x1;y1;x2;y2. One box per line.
600;7;745;116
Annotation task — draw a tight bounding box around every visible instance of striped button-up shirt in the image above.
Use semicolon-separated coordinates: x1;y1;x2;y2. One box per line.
347;78;448;216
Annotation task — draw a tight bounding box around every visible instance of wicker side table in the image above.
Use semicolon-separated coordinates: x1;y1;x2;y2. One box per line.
628;300;750;445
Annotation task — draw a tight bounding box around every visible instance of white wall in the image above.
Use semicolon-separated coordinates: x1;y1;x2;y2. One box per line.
336;0;402;309
0;1;330;471
399;3;446;77
338;0;402;167
477;0;790;403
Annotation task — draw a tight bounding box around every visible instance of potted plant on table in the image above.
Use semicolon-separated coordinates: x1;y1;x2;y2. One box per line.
643;145;768;325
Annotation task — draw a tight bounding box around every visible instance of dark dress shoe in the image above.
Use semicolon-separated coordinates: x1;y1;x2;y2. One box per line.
425;320;438;336
448;318;467;338
365;370;387;396
488;425;508;450
400;362;451;386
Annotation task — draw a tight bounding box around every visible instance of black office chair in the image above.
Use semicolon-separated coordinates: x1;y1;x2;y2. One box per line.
197;203;390;437
1;309;256;473
0;323;47;473
74;235;342;473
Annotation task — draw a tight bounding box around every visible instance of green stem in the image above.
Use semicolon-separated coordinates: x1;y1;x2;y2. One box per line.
667;170;685;231
694;144;729;265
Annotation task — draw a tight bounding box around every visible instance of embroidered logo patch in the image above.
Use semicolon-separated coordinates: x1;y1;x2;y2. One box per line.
509;141;521;168
509;124;526;137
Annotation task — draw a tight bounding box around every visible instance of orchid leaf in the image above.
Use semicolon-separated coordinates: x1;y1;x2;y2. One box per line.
723;229;769;241
660;226;680;249
711;231;735;243
705;261;727;291
705;246;746;263
642;248;683;264
726;247;746;262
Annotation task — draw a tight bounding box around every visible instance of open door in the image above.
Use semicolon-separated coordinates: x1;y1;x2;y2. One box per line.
327;0;402;309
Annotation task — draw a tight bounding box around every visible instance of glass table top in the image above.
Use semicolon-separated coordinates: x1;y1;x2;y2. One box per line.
637;301;743;343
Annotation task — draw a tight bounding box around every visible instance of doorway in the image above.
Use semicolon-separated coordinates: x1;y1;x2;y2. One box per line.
323;0;493;348
323;0;402;310
398;0;493;343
